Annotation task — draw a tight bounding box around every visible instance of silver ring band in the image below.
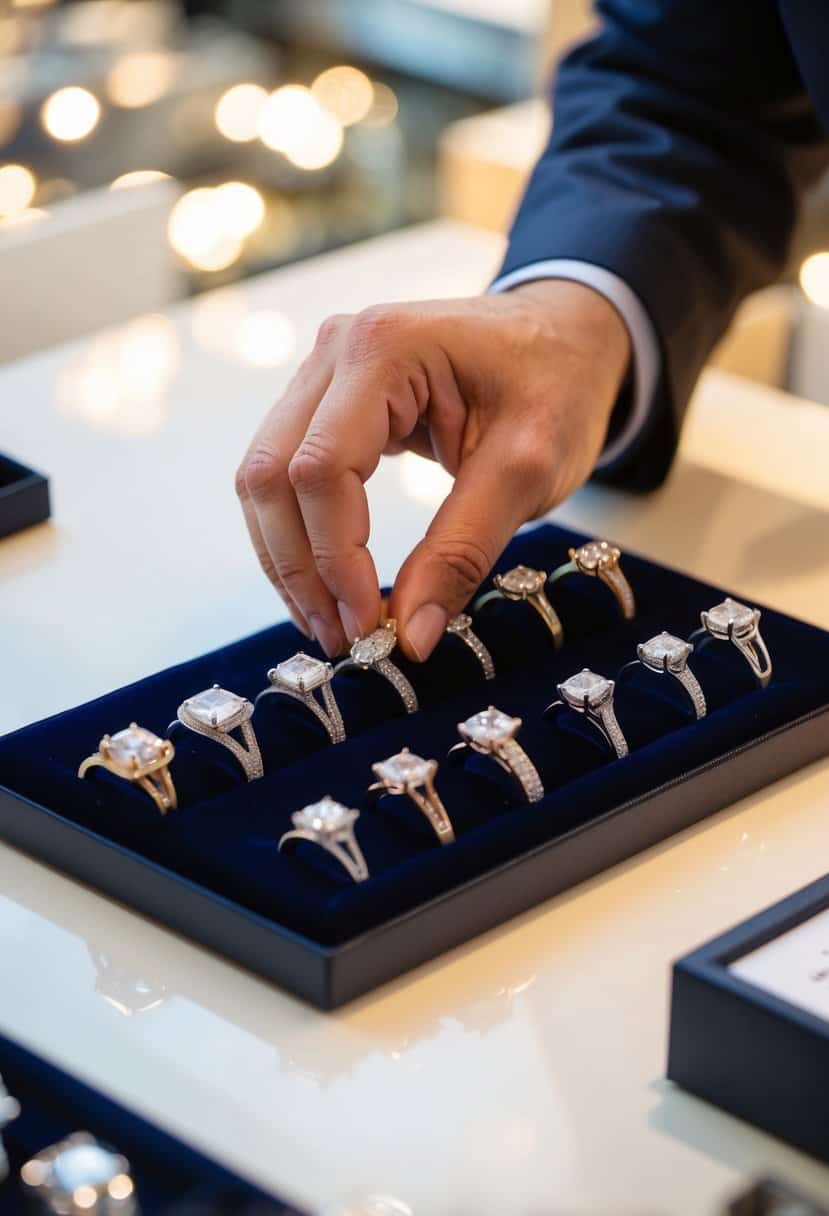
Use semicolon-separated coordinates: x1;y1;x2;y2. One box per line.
168;685;263;781
256;653;345;744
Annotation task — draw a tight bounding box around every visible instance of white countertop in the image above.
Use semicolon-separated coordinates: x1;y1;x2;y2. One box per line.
1;220;829;1216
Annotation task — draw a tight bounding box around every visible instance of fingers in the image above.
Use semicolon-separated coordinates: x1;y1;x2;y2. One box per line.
389;426;552;660
234;471;311;637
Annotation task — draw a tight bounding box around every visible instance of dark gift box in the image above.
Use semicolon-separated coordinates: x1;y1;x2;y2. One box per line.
668;872;829;1165
0;1030;304;1213
1;523;827;1009
0;454;50;541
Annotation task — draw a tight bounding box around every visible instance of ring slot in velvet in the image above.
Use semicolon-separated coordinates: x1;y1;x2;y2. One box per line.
0;524;827;960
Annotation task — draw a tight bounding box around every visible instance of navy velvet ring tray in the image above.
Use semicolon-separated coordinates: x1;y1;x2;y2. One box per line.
1;524;828;1009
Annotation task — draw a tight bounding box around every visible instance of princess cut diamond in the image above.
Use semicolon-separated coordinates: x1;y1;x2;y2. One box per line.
185;686;247;727
462;707;519;743
375;751;432;786
560;669;613;708
705;597;756;636
274;652;330;691
294;796;356;835
498;565;545;596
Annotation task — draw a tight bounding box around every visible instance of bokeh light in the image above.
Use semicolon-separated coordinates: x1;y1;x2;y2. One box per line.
312;66;374;127
110;169;171;190
41;87;101;142
799;252;829;309
0;207;48;229
0;98;22;146
234;310;296;367
214;82;268;142
213;181;265;238
258;85;344;170
168;187;243;272
0;163;36;217
360;82;399;128
106;50;179;109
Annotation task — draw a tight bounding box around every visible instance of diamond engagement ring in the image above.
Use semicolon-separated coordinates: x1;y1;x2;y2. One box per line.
0;1073;20;1183
448;706;544;802
21;1132;136;1215
618;632;707;719
548;539;636;620
78;724;177;814
473;565;564;650
445;613;495;679
689;597;772;688
546;669;629;758
256;652;346;744
369;748;455;844
279;796;368;882
168;685;263;780
334;620;418;713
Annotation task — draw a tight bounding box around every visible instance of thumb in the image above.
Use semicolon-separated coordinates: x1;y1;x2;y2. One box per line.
390;435;543;661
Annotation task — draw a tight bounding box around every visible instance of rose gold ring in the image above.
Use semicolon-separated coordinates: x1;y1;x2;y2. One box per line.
78;723;177;815
472;565;564;650
547;539;636;620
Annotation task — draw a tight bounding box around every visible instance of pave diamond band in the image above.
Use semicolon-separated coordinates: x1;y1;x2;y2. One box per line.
279;796;368;882
446;613;495;679
448;706;544;803
78;723;177;814
546;669;629;759
369;749;455;844
548;539;636;621
473;564;564;651
690;597;772;688
256;653;346;744
170;684;264;780
334;620;418;714
619;632;707;720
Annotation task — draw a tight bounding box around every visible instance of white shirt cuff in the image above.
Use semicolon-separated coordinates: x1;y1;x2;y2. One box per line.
489;259;660;469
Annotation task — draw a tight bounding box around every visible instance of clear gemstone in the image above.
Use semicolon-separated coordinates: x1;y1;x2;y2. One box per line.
560;669;612;707
462;707;519;743
275;652;329;691
108;725;163;767
576;540;616;571
447;613;471;632
706;597;755;635
294;796;356;834
351;627;396;665
639;632;690;669
375;750;432;786
498;565;545;596
51;1143;120;1193
186;686;246;727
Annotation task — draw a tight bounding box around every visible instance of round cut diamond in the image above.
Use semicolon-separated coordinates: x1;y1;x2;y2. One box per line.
351;626;396;665
186;686;247;727
462;707;519;743
294;796;355;834
576;540;616;571
51;1142;120;1193
706;597;755;636
275;652;329;691
108;725;163;767
639;632;690;670
498;565;545;596
560;669;612;707
375;750;432;786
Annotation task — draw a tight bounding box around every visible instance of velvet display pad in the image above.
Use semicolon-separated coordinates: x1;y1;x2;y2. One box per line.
1;523;828;954
0;1034;302;1213
0;453;50;541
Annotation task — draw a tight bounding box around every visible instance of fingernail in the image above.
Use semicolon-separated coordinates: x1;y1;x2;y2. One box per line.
406;603;448;661
309;613;344;658
337;600;362;644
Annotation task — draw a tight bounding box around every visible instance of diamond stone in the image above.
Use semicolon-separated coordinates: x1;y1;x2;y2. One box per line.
351;626;396;665
108;725;163;767
576;539;617;571
275;652;329;691
462;707;519;743
560;669;613;708
447;613;472;632
705;597;756;636
375;750;432;786
186;686;247;727
51;1142;121;1193
638;632;691;670
498;565;545;596
294;796;356;834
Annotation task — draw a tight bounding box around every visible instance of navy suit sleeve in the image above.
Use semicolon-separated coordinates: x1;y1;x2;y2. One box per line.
499;0;829;488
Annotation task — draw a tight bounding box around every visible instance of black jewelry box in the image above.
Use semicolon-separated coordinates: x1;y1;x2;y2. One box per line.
0;453;50;541
0;1030;305;1213
668;872;829;1165
1;524;827;1009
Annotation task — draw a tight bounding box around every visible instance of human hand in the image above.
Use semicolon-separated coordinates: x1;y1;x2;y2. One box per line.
236;279;631;661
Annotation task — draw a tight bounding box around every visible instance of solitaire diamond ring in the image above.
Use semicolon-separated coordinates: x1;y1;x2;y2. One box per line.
690;597;772;688
79;724;177;814
20;1132;136;1215
256;652;346;744
448;706;544;802
618;632;707;719
369;748;455;844
548;539;636;620
0;1073;20;1183
334;620;418;713
445;613;495;679
169;685;263;780
546;669;629;758
279;796;368;882
473;565;564;650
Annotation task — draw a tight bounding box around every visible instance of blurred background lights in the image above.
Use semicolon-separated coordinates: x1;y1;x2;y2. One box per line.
0;163;36;217
258;84;344;170
799;252;829;309
106;50;179;109
234;310;296;366
0;99;22;146
213;181;264;238
110;169;171;190
312;66;374;127
0;207;48;228
360;82;399;129
168;186;246;272
214;82;268;143
41;87;101;142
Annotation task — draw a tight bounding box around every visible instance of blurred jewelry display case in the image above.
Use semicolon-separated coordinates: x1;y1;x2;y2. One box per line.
0;453;50;541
